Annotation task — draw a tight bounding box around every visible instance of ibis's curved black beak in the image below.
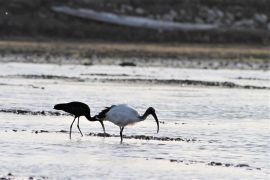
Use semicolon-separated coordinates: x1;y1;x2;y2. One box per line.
151;111;159;133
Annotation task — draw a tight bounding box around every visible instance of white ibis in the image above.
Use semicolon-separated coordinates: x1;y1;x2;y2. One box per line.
94;104;159;143
53;101;105;139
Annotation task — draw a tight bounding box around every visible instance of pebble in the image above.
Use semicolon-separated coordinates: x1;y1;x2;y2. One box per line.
236;164;249;167
209;161;222;166
119;62;136;67
233;19;255;28
254;14;268;24
135;8;144;15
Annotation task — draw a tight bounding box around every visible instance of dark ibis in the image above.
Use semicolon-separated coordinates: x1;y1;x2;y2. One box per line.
54;101;105;139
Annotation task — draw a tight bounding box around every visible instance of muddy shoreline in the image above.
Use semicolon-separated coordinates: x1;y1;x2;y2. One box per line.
0;40;269;70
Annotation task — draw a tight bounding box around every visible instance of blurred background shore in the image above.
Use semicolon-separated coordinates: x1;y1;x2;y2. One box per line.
0;0;270;70
0;0;269;44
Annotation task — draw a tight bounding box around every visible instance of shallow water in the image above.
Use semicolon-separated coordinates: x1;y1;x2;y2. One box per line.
0;63;269;87
0;62;269;179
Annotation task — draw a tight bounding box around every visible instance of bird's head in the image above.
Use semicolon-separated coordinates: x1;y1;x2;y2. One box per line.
54;104;64;110
146;107;159;133
86;115;106;134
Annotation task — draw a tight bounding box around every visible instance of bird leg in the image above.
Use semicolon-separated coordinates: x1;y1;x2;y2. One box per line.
99;120;106;137
70;117;77;139
77;117;83;137
120;127;124;144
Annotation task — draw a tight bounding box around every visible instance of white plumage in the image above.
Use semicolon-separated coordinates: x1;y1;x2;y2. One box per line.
106;104;141;126
95;104;159;143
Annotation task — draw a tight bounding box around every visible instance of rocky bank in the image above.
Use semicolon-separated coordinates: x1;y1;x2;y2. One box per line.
0;0;269;43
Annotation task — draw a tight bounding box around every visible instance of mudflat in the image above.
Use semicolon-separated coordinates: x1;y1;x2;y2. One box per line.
0;40;269;69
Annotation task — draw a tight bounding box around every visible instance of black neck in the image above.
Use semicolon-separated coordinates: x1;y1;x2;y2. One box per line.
86;114;95;121
140;108;152;120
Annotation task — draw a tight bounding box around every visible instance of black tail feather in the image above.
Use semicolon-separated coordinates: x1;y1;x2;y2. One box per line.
94;105;115;120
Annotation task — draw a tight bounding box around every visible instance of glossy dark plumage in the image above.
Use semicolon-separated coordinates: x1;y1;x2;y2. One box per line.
54;102;92;119
54;101;105;139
